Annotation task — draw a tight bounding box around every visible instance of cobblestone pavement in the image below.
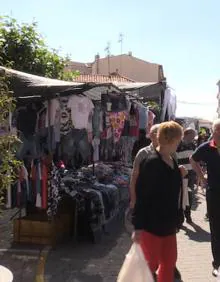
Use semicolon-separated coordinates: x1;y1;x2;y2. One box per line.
0;191;217;282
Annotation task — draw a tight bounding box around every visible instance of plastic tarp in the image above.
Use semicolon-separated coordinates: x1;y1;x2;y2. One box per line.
0;66;89;98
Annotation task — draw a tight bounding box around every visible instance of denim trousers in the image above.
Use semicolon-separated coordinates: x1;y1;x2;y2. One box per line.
16;133;37;160
61;128;90;167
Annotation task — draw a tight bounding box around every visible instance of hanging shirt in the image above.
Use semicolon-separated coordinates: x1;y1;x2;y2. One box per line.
101;112;112;140
17;107;37;137
37;108;47;132
138;104;148;130
146;110;155;136
45;99;60;127
92;137;100;162
109;112;126;143
67;95;94;129
129;105;139;137
60;97;72;136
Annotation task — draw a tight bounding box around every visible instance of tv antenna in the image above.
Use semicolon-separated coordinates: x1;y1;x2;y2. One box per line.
105;41;111;75
118;33;124;73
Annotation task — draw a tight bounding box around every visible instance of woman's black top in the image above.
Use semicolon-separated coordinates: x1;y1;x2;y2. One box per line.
132;149;183;236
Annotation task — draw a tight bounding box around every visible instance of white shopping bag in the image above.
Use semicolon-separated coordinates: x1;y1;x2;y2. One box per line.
117;243;154;282
0;265;13;282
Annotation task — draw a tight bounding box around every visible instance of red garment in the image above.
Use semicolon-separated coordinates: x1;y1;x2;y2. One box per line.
31;163;37;197
30;161;48;209
41;163;48;209
18;166;25;182
129;108;139;137
140;231;177;282
210;140;217;148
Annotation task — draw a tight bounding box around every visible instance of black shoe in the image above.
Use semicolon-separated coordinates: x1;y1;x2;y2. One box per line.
212;268;219;277
174;267;182;279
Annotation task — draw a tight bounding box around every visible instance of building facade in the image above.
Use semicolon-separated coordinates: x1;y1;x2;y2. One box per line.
66;53;165;83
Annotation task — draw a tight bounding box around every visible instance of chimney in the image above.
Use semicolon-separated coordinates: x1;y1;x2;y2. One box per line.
128;51;132;56
95;53;100;74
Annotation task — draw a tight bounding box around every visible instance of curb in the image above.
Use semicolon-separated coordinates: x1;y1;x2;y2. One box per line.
35;246;51;282
0;248;40;255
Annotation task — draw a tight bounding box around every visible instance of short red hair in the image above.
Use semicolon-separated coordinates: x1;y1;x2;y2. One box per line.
157;121;183;145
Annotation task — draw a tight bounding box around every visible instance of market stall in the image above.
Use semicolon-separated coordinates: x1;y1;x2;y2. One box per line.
1;67;154;245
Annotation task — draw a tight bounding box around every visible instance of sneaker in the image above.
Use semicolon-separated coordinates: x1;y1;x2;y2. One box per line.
212;268;219;277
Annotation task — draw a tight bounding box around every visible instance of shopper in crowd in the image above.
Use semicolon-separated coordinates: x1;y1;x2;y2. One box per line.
131;129;151;163
132;121;184;282
190;119;220;277
176;128;196;224
130;124;160;209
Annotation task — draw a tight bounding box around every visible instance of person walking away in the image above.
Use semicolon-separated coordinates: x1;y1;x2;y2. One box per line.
132;121;184;282
131;129;151;163
190;119;220;277
130;125;160;209
176;128;196;223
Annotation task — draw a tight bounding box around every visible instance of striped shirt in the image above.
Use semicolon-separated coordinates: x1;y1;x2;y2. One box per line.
176;141;196;171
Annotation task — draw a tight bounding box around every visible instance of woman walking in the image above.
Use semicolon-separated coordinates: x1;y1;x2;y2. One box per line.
132;121;184;282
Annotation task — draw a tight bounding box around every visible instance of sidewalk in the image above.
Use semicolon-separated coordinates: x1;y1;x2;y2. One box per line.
0;208;41;282
177;191;215;281
0;192;216;281
44;191;216;282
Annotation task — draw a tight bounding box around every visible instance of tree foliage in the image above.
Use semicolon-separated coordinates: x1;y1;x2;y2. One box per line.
0;16;80;207
0;16;67;79
0;72;20;207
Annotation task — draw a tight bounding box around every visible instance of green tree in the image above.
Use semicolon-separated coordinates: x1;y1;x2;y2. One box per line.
0;16;67;79
0;72;20;207
0;16;80;207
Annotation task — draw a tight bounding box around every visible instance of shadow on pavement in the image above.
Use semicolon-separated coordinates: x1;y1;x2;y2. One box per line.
45;218;130;282
191;191;203;212
181;222;210;242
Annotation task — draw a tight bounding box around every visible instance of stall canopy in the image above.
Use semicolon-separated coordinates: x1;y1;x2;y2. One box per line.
0;66;101;98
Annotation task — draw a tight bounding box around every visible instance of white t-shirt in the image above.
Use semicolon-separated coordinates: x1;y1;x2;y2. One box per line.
46;99;60;127
67;95;94;129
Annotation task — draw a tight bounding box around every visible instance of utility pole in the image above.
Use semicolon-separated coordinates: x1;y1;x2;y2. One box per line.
118;33;124;74
104;41;111;76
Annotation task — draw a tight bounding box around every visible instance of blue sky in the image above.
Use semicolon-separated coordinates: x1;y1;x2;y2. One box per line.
1;0;219;120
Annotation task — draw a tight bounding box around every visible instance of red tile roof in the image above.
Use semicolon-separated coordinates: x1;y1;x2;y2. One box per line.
73;74;134;83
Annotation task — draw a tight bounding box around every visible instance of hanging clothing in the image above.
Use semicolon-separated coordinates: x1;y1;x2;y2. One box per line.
138;104;148;130
129;104;139;137
92;137;100;162
19;165;30;200
109;112;126;143
101;112;113;140
31;159;48;209
60;97;72;136
146;110;156;136
101;93;127;112
16;106;37;138
45;99;60;127
67;95;94;129
47;163;61;218
87;111;93;143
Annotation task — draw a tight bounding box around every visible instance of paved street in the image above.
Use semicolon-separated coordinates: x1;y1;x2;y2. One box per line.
44;190;216;282
0;191;218;281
